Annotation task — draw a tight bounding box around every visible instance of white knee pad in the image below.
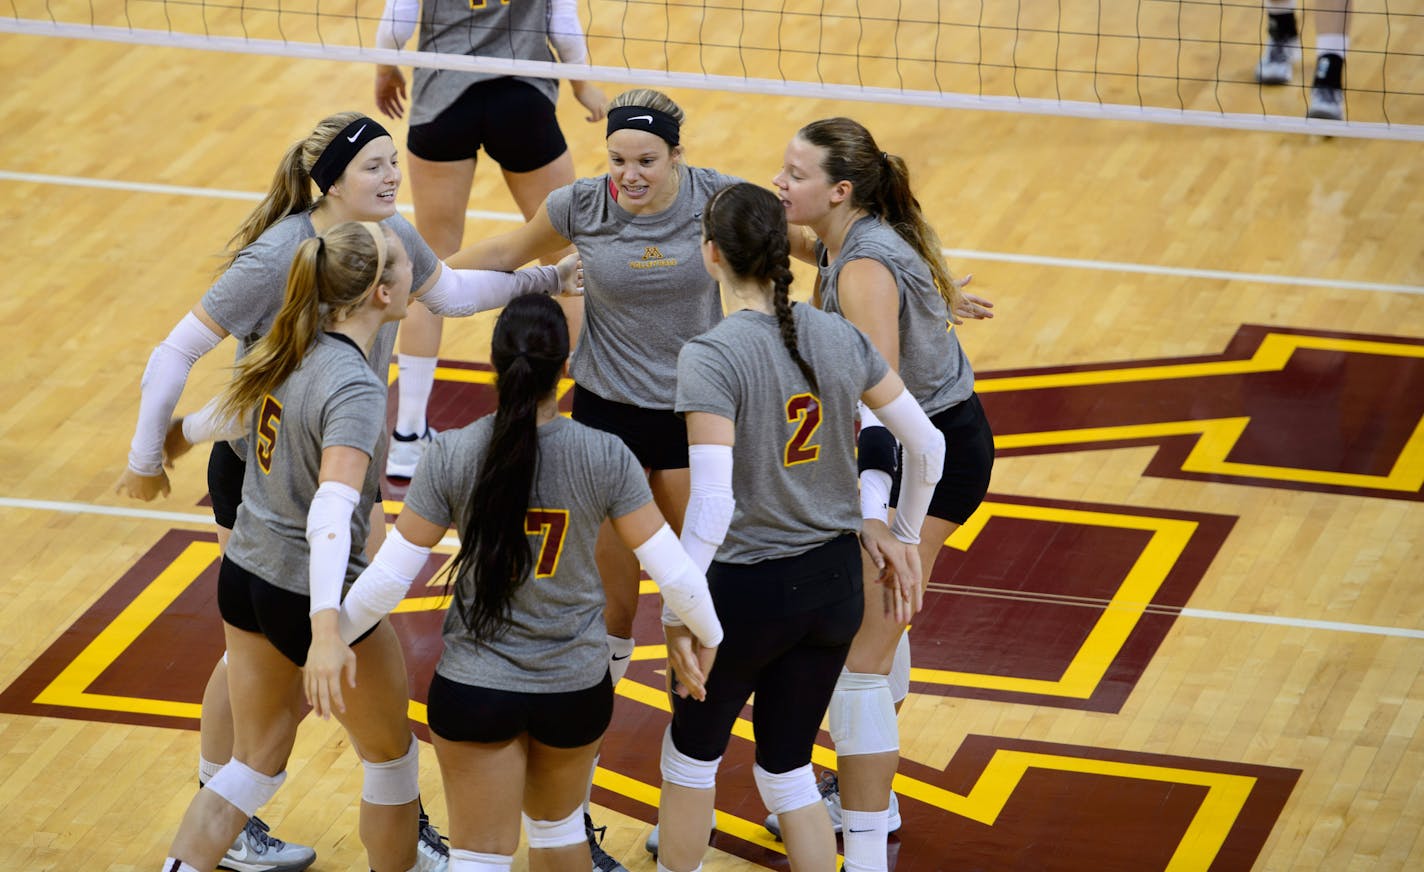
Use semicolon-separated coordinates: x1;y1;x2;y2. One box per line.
521;806;585;849
206;759;286;817
448;848;514;872
888;633;912;704
829;672;900;756
659;725;720;789
753;762;820;815
608;634;635;687
361;735;421;806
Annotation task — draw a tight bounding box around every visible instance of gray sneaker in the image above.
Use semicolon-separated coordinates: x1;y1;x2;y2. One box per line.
386;427;436;479
586;814;628;872
415;809;449;872
642;812;717;857
1255;37;1300;85
217;816;315;872
1307;84;1345;121
763;772;902;839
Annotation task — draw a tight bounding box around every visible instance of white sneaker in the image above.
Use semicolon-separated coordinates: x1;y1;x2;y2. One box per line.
414;809;449;872
218;816;315;872
763;773;902;839
1255;37;1300;85
386;428;436;479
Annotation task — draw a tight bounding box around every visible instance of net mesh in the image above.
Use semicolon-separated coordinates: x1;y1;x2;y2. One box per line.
5;0;1423;138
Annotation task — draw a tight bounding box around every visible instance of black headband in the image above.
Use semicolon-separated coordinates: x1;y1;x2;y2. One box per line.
310;117;391;194
606;105;680;147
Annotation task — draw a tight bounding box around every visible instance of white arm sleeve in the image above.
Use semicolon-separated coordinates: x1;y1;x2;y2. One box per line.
416;262;560;317
181;396;246;446
634;524;723;646
871;390;945;545
546;0;589;64
375;0;419;50
339;527;432;642
306;481;361;616
681;443;735;573
127;313;223;475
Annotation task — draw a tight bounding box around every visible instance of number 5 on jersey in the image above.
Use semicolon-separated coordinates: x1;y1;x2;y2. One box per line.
784;393;822;466
526;509;569;577
255;395;282;474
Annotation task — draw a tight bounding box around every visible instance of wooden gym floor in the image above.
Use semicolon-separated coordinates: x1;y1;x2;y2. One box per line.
1;4;1422;870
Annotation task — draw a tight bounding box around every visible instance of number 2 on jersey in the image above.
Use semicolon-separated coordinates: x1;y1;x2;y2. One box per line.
525;509;569;577
255;395;282;474
784;393;822;466
469;0;511;8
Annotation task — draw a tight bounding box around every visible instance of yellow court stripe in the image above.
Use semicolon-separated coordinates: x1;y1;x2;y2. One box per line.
977;332;1424;393
617;678;1252;871
911;501;1195;698
33;541;219;718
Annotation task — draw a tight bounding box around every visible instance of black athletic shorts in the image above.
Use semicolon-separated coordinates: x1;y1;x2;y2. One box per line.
426;670;613;749
207;440;246;530
890;392;995;525
217;557;377;667
407;78;568;172
571;383;689;471
669;533;863;773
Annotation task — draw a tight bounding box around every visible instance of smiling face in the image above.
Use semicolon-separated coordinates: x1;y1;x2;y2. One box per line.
772;134;842;228
327;136;401;221
606;129;682;213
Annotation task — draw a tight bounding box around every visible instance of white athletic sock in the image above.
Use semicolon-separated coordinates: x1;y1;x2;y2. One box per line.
161;859;200;872
841;808;890;872
1316;33;1348;56
608;634;635;686
447;848;514;872
657;861;702;872
395;354;438;437
198;755;224;786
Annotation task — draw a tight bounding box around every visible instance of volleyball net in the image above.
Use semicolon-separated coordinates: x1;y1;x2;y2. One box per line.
5;0;1423;140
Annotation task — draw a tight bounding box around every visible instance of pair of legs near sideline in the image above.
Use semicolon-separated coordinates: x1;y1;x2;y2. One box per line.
168;618;420;871
389;148;578;472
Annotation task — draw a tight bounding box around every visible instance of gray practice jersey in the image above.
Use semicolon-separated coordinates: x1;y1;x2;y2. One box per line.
546;166;742;408
816;215;974;416
404;416;652;692
410;0;559;126
201;210;438;380
676;305;890;564
225;333;388;593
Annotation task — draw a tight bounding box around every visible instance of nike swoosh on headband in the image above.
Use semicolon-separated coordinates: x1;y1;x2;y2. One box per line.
628;115;654;124
347;124;368;142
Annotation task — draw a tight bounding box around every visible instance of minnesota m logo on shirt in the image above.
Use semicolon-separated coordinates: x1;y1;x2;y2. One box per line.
630;245;677;269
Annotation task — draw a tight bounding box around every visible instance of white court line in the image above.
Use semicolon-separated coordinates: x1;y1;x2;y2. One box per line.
5;168;1422;296
4;495;1419;639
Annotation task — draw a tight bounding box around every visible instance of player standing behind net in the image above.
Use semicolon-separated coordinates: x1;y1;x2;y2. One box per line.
373;0;607;478
651;182;944;872
1255;0;1352;120
769;118;996;872
335;293;723;872
161;221;427;872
